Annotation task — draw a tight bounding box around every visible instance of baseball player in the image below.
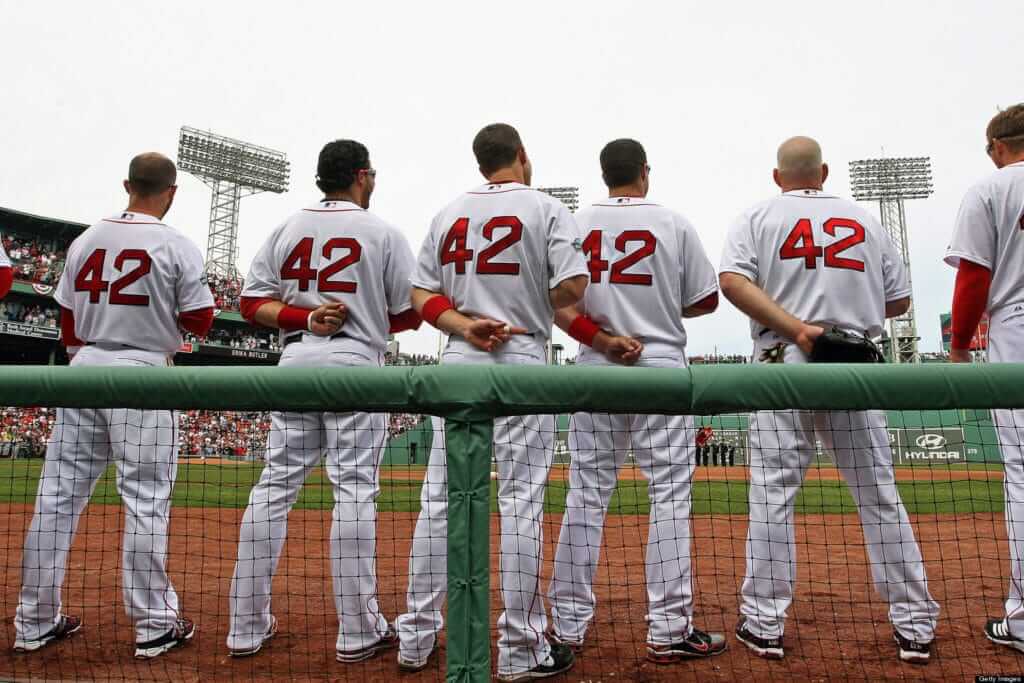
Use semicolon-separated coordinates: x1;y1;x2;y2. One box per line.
395;123;588;681
719;136;939;663
227;139;420;662
546;138;725;663
14;153;214;658
0;239;11;299
945;104;1024;652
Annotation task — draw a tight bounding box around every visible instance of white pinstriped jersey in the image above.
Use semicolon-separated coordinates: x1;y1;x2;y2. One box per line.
54;212;213;353
945;161;1024;315
412;182;587;339
243;200;416;352
574;197;717;349
720;189;909;339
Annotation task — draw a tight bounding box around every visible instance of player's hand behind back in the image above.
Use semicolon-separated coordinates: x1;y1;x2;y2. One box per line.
601;335;643;366
463;318;528;352
309;302;348;336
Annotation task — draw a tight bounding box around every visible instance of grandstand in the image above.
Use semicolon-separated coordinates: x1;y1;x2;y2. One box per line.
0;205;437;461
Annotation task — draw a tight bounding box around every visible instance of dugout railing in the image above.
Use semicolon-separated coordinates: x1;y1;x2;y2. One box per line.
0;363;1021;682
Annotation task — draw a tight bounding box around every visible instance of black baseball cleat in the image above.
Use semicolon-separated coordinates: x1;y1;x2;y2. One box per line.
986;618;1024;654
135;617;195;660
893;630;932;664
735;619;784;660
229;615;278;658
647;627;727;663
496;642;575;681
337;625;399;663
13;614;82;653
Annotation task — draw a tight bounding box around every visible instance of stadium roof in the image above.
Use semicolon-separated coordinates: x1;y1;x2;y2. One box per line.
0;205;88;240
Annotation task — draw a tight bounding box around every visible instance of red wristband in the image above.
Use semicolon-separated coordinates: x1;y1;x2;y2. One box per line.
567;315;601;347
277;305;313;331
421;296;455;328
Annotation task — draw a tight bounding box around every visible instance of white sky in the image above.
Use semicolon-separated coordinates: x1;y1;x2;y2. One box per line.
1;1;1019;357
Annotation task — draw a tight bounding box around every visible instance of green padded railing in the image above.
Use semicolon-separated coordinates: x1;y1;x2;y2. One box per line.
1;363;1022;683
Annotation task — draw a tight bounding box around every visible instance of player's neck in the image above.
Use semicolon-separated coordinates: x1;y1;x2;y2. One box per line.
322;192;360;205
485;168;525;185
123;199;165;219
607;185;646;199
779;182;824;193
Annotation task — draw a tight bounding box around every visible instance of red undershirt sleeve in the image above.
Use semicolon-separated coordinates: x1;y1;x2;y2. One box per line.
690;292;719;311
389;309;423;334
0;267;12;299
59;307;85;347
240;296;274;323
951;259;991;350
178;307;215;338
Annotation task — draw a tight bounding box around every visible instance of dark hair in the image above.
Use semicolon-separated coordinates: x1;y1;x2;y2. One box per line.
127;153;177;197
472;123;522;175
317;139;370;193
600;139;647;188
987;104;1024;153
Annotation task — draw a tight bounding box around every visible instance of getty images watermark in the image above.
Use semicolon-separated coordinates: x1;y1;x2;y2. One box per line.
977;675;1024;682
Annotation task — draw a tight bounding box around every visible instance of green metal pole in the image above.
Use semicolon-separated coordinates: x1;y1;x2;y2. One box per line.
444;418;493;683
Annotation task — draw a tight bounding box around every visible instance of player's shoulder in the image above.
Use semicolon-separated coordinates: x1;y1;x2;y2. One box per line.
967;162;1024;198
466;182;558;208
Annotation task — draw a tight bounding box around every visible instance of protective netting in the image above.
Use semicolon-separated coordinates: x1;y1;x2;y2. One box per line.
0;364;1020;682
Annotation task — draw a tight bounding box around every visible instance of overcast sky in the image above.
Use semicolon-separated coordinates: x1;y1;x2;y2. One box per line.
1;1;1019;357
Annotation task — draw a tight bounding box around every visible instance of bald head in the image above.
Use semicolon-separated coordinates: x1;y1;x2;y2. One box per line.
127;153;177;197
774;136;827;191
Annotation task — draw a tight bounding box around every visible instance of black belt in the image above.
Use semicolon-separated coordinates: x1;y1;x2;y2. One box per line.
85;341;150;352
283;331;347;348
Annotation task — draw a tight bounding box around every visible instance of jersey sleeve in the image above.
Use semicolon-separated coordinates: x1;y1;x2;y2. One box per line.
879;226;912;302
176;238;216;313
719;211;759;282
677;216;719;307
945;184;996;270
384;228;416;314
53;240;78;309
410;216;443;293
242;230;283;299
547;202;588;287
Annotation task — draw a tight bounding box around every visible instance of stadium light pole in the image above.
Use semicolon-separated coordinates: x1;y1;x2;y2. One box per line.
177;127;290;279
849;156;933;364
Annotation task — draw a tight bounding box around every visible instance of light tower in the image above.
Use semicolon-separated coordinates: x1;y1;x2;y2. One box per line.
849;156;933;363
177;127;290;278
538;186;580;213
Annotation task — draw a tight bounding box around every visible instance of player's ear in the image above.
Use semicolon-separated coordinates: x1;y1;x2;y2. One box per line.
772;169;783;189
123;180;132;195
821;163;829;184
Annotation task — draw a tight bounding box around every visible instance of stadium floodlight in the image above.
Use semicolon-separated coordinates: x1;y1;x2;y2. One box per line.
539;186;580;213
178;126;290;279
849;156;933;364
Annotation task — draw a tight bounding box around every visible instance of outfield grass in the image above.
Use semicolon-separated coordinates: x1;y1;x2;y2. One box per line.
0;460;1003;515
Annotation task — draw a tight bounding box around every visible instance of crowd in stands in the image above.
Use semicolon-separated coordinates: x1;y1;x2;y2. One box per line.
688;354;749;364
178;410;271;459
2;233;65;286
386;352;439;366
0;299;58;328
207;275;243;312
0;407;52;457
184;326;282;352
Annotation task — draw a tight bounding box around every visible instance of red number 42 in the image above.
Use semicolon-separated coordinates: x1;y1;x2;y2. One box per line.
779;218;865;271
74;248;152;305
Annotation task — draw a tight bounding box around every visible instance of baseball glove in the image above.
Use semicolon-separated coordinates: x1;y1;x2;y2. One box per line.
809;327;885;363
